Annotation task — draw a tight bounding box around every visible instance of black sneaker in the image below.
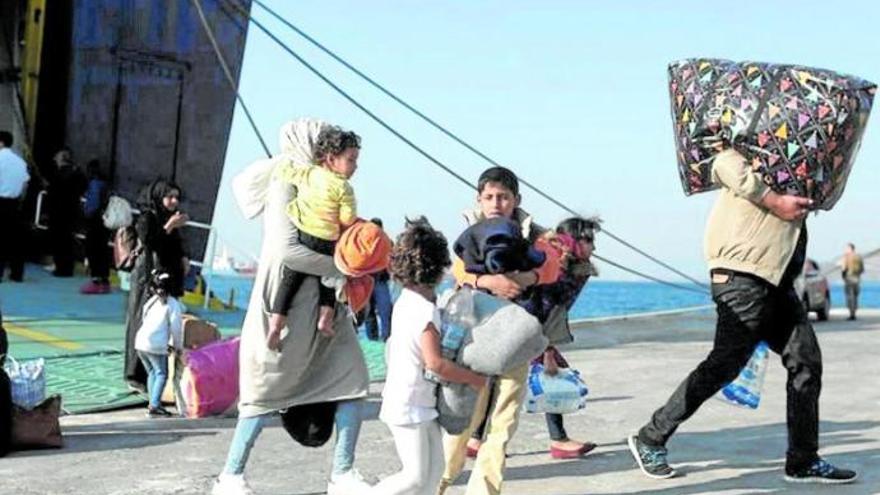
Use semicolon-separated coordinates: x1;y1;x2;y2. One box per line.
628;435;676;479
146;406;173;418
785;458;857;484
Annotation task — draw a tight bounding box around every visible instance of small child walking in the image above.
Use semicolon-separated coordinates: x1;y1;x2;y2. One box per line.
134;270;183;417
372;217;487;495
266;126;360;350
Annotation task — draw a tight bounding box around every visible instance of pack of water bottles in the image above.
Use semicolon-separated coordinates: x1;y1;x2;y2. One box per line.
716;341;770;409
425;287;477;384
524;363;589;415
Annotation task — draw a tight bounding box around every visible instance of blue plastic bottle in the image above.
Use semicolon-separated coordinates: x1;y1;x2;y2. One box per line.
717;341;770;409
425;287;476;383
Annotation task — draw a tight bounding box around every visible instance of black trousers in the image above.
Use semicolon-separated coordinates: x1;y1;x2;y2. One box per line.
0;198;25;281
272;231;336;315
638;269;822;471
49;212;77;276
84;215;111;280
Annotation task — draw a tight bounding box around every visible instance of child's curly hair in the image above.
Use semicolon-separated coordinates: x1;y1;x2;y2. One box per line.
389;216;451;287
313;126;361;163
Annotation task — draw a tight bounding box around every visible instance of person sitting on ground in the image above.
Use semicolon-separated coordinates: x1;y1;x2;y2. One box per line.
265;126;361;350
370;216;487;495
134;270;183;418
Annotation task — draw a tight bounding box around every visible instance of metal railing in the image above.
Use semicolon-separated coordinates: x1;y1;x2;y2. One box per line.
32;190;234;310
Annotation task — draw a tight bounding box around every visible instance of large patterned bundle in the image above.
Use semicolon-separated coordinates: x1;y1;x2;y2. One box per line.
669;58;875;210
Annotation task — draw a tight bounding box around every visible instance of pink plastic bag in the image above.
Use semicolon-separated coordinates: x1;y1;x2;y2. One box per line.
180;337;240;418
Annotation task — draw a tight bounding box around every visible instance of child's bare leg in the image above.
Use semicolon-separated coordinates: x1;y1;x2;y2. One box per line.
317;305;335;337
267;313;286;350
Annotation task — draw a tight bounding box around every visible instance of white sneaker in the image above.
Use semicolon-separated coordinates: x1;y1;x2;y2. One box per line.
327;469;372;495
211;473;255;495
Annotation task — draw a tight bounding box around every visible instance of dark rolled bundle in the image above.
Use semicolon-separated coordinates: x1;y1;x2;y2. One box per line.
280;401;337;447
669;58;876;210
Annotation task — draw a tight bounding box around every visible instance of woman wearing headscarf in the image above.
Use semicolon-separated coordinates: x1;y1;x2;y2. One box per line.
123;179;189;391
212;119;371;495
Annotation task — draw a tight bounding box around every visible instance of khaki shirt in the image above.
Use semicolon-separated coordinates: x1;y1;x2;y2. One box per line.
704;149;804;287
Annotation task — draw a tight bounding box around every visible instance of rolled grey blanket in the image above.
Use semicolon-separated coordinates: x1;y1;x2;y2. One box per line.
461;301;547;375
436;383;477;435
435;290;547;434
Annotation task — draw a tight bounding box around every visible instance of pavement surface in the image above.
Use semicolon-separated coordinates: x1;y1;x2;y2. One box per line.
0;266;386;413
1;307;878;495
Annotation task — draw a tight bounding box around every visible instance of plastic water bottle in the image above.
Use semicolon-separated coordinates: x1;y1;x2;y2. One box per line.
439;287;476;360
425;287;476;383
525;364;546;413
717;341;770;409
524;365;589;414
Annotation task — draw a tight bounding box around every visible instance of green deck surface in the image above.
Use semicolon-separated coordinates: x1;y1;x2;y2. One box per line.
1;265;386;414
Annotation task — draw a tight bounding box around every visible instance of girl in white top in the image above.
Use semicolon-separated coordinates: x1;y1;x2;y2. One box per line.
373;217;486;495
134;271;183;417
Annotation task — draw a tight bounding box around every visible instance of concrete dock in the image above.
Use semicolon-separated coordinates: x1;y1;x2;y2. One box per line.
1;307;878;495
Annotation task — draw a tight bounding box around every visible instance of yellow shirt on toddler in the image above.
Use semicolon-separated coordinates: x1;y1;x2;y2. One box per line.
279;163;356;241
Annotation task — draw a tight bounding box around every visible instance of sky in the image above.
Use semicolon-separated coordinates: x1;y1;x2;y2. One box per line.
210;0;880;283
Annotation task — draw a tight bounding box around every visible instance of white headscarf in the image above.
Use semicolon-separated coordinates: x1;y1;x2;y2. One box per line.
231;118;328;219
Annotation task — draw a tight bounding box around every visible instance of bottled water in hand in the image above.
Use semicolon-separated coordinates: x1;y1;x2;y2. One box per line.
426;287;476;383
439;287;476;360
716;341;770;409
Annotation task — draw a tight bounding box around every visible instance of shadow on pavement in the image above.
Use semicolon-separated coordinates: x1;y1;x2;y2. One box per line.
500;419;879;494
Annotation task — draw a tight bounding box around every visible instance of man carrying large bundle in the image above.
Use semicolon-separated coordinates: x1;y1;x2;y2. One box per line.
627;59;875;485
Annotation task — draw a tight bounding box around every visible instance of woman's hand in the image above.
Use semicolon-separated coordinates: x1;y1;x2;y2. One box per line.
476;274;523;299
164;211;189;232
543;350;559;376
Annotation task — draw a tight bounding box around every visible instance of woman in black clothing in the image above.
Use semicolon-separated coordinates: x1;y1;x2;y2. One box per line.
1;311;12;456
123;179;189;390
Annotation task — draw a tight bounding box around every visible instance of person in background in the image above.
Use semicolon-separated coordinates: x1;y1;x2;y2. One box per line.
365;217;393;341
123;179;189;392
46;148;87;277
840;243;864;321
80;159;112;294
134;270;183;418
0;130;30;283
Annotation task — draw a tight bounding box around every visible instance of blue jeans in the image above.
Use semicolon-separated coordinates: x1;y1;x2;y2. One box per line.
373;281;393;341
222;399;364;475
137;351;168;409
